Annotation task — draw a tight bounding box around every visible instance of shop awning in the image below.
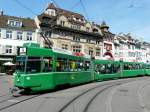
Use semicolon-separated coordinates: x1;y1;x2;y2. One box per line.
3;62;15;66
0;58;13;61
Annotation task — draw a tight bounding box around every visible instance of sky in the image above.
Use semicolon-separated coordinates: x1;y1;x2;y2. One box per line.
0;0;150;42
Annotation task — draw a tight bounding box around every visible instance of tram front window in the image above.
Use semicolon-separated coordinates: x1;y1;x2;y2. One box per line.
26;57;41;73
16;56;26;73
16;61;25;73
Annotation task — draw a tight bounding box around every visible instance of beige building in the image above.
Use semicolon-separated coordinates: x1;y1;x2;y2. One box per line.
35;3;112;58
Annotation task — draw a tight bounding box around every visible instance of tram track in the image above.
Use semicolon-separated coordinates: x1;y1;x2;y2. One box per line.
0;94;41;111
0;77;148;112
83;84;119;112
58;77;148;112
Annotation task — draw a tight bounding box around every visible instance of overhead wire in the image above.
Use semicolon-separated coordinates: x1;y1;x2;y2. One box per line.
70;0;81;10
79;0;90;21
13;0;53;48
13;0;37;16
50;0;60;8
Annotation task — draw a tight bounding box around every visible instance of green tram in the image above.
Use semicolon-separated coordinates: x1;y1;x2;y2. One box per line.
13;43;93;92
94;60;145;80
122;61;145;77
145;64;150;75
13;43;149;93
94;60;121;80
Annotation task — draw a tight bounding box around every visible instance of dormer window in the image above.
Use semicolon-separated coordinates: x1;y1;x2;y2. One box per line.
86;27;90;32
86;39;91;43
45;9;56;16
93;28;98;33
60;21;65;26
8;19;22;27
71;25;81;30
96;41;100;45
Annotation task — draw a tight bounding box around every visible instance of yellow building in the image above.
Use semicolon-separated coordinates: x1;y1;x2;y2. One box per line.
35;3;114;58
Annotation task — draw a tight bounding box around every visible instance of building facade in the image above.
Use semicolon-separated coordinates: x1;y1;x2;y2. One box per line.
100;21;115;60
0;3;149;73
35;3;112;58
113;33;150;63
0;11;40;72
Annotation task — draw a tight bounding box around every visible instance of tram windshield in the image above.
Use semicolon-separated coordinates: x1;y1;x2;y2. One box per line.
16;56;26;73
16;56;41;74
26;57;41;73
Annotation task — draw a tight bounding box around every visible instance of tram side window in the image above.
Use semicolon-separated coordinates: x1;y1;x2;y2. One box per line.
42;57;52;72
69;60;77;71
84;61;90;71
113;64;120;73
124;64;132;70
56;58;69;72
136;64;142;69
124;64;128;70
105;64;113;74
146;65;150;69
147;65;150;69
95;63;120;74
77;60;84;71
56;58;88;72
26;57;41;73
139;64;144;69
132;64;137;70
124;64;137;70
95;64;106;74
69;60;86;71
135;64;139;69
95;64;101;74
128;64;132;70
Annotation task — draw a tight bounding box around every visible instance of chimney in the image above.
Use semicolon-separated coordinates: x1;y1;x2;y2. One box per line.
92;21;95;25
0;10;4;16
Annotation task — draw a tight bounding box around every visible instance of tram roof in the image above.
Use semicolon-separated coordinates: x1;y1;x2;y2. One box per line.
94;59;120;64
122;61;144;64
26;46;54;57
53;51;91;60
23;45;90;60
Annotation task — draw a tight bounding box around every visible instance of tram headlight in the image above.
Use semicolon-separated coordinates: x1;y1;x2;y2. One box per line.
26;77;31;80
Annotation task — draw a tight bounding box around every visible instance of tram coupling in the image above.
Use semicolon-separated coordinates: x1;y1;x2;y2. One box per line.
10;87;24;97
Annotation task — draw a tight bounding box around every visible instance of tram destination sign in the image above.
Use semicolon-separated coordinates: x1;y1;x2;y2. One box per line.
19;47;27;55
